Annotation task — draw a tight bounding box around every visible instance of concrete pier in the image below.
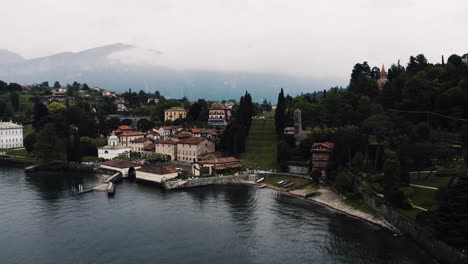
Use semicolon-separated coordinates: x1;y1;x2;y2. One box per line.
163;174;258;190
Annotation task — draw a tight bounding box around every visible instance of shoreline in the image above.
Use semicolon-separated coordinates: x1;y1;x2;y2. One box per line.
252;182;398;233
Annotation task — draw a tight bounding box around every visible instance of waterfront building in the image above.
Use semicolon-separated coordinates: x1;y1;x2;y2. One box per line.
100;159;140;177
208;106;231;126
0;121;23;149
378;64;388;92
128;137;152;155
164;107;187;122
97;133;131;160
311;142;334;176
154;139;177;160
136;165;178;183
192;157;240;176
176;137;215;163
146;130;161;141
143;143;156;155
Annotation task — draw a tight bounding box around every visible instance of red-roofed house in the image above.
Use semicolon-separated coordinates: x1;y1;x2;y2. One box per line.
208;106;232;126
311;142;334;174
192;157;241;176
120;131;145;146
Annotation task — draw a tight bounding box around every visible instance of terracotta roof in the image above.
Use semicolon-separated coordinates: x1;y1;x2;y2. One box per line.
143;143;156;151
130;137;151;143
122;131;145;136
198;157;239;164
189;128;202;134
118;125;133;130
174;132;193;139
311;142;335;151
137;165;177;175
101;159;136;168
177;137;207;145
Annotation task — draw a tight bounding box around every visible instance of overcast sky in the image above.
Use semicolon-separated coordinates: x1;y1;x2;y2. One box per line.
1;0;467;86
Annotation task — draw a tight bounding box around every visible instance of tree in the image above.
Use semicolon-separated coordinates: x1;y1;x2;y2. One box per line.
10;92;19;112
383;151;402;206
53;81;61;89
47;102;66;114
277;141;291;172
32;100;49;131
447;54;462;67
34;123;66;164
274;88;287;136
24;133;36;153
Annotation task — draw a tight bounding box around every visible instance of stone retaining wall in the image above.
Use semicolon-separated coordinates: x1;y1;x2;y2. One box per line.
355;183;464;264
164;174;258;190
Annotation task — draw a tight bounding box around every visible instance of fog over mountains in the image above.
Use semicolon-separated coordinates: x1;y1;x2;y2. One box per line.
0;43;328;101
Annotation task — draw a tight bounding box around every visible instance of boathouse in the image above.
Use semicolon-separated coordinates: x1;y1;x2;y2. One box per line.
100;159;141;177
136;165;178;183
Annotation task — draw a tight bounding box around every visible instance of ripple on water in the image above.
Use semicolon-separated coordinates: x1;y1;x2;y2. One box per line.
0;167;437;264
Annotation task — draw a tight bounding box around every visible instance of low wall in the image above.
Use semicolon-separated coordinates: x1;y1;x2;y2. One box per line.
164;174;258;190
355;183;464;264
287;165;309;175
258;172;313;180
25;162;97;174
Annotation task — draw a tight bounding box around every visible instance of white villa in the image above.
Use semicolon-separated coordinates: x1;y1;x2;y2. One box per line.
0;121;23;149
97;133;131;160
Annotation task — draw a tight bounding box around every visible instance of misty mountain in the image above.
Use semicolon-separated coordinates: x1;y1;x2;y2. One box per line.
0;50;24;64
0;43;324;101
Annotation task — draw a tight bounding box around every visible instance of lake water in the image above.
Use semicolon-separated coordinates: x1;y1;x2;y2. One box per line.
0;167;436;264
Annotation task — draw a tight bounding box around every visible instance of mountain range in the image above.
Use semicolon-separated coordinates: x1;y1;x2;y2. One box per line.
0;43;327;101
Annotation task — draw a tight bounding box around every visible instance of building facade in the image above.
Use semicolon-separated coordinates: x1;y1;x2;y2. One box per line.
176;137;215;162
154;140;177;160
128;137;152;155
0;121;23;149
311;142;334;174
98;134;131;160
164;107;187;122
208;106;232;126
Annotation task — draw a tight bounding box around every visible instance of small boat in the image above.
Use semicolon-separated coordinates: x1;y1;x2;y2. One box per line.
256;177;265;183
259;184;267;188
281;181;289;186
277;180;285;184
283;182;295;188
107;182;115;196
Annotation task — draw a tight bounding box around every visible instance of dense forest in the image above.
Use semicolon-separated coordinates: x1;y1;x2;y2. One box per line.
275;53;468;250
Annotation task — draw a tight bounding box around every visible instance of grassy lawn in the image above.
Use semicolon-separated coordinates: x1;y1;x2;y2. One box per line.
409;172;452;189
411;187;438;209
6;148;29;157
262;175;314;191
398;208;423;221
240;113;279;170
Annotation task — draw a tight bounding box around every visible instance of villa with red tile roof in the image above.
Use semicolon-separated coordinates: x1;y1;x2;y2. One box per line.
208;106;232;126
311;142;334;175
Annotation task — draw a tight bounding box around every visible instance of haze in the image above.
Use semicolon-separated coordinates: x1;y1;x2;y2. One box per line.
1;0;467;88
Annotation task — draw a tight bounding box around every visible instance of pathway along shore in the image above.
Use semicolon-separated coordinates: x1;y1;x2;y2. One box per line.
257;182;397;233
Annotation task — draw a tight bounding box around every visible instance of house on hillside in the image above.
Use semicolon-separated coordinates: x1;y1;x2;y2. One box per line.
311;142;334;177
164;107;187;122
154;139;177;160
208;106;232;126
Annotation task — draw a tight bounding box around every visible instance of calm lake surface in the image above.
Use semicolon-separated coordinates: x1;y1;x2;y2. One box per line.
0;167;436;264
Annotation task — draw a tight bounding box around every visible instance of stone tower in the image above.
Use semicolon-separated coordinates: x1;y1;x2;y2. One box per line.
378;64;388;92
294;109;302;134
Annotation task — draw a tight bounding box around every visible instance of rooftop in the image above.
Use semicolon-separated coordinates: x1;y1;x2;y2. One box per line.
130;137;151;143
101;159;136;168
0;122;23;129
165;107;186;112
177;137;207;145
198;156;239;164
137;165;177;175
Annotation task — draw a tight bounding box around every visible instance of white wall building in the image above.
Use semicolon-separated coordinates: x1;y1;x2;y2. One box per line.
97;133;130;160
0;121;23;149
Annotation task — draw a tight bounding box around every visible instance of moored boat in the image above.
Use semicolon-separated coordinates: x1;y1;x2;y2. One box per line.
259;184;267;188
283;182;295;188
256;177;265;183
277;180;285;184
107;182;115;196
